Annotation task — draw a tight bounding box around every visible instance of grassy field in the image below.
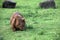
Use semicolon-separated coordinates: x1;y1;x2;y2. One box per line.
0;0;60;40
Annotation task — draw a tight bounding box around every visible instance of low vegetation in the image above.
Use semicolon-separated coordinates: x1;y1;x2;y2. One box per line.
0;0;60;40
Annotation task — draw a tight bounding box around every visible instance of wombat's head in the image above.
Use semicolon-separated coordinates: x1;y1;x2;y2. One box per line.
15;15;25;31
20;18;25;30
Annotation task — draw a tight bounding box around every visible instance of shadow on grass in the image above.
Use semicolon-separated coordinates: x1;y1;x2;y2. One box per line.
38;31;44;35
0;5;30;9
15;25;34;31
16;5;31;9
26;26;33;30
11;24;34;32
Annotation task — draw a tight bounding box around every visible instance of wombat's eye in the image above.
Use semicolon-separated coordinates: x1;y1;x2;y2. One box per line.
21;18;25;22
22;20;25;22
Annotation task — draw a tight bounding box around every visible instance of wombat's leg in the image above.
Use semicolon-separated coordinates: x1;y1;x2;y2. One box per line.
19;26;25;31
11;17;16;31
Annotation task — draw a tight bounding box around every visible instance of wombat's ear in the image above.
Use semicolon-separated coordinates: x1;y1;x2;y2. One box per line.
22;18;25;20
22;18;25;22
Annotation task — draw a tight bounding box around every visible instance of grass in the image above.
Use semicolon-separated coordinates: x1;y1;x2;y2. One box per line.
0;0;60;40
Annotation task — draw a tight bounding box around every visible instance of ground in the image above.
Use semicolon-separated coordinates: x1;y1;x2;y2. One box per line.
0;0;60;40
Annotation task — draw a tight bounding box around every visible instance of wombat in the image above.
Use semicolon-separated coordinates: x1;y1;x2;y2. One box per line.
10;12;25;31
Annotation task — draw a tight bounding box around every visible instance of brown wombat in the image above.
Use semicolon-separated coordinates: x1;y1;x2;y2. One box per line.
10;12;25;31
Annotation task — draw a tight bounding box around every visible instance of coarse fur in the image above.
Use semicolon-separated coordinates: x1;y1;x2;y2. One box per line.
39;1;56;8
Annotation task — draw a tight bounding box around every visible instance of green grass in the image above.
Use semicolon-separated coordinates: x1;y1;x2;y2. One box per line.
0;0;60;40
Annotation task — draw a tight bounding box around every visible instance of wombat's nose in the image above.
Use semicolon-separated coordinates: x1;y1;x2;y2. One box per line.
20;27;25;31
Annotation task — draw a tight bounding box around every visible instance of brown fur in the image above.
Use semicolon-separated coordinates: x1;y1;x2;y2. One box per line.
10;12;25;31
